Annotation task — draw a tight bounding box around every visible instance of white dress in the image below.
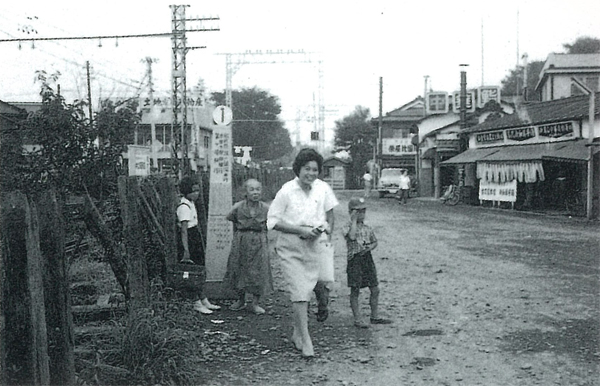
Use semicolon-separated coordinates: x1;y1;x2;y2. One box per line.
267;178;339;302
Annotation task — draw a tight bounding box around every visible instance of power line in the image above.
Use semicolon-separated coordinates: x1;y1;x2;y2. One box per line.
0;29;218;43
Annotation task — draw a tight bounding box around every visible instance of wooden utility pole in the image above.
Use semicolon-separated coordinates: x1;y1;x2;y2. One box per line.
378;77;383;170
86;61;93;124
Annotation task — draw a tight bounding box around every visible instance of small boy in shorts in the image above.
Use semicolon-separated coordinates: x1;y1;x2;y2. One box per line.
342;197;392;328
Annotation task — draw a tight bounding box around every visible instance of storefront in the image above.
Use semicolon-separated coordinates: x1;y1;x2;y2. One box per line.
443;94;599;215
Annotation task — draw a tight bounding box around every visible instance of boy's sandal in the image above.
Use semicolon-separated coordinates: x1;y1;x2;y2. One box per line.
370;317;393;325
354;320;370;329
316;309;329;322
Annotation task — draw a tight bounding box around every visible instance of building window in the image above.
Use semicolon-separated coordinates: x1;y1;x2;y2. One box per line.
204;135;210;148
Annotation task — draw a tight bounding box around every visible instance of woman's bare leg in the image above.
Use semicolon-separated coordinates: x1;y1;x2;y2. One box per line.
291;301;313;357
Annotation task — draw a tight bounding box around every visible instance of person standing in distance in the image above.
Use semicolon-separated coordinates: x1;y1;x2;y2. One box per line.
362;171;373;198
398;169;411;205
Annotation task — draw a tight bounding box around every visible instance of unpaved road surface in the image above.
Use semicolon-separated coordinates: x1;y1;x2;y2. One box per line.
197;191;599;386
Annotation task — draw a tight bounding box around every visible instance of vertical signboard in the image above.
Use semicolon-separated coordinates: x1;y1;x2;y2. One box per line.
205;106;234;281
127;145;151;176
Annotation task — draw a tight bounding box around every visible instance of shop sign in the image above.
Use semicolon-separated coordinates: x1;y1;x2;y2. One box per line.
426;92;449;114
479;180;517;202
452;90;476;113
506;127;535;141
127;145;151;176
538;122;574;138
476;131;504;144
382;138;416;155
477;86;501;108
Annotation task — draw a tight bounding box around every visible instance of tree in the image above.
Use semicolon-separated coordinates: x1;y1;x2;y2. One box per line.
563;36;600;54
333;106;375;183
211;87;293;161
500;60;545;100
501;36;600;100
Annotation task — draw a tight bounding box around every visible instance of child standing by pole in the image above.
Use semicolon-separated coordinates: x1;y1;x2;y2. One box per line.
177;176;221;315
342;197;392;328
225;179;273;314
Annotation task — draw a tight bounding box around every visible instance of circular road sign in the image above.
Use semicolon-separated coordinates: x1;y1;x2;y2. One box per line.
213;105;233;126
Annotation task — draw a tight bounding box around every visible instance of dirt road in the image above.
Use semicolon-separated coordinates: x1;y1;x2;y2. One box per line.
199;191;599;386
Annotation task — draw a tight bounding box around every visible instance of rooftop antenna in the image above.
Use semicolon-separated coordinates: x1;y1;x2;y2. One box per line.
516;10;521;96
481;18;484;86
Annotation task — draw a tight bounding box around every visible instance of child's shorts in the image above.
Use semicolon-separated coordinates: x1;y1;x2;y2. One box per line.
346;251;378;289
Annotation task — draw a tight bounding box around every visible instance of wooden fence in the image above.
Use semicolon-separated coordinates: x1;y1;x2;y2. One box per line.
0;167;295;385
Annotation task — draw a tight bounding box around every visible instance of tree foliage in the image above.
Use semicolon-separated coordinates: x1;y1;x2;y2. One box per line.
6;71;139;198
501;36;599;100
211;87;292;161
563;36;600;54
500;60;545;100
333;106;375;180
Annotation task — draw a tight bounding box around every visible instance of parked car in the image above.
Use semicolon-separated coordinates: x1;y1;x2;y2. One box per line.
377;168;404;198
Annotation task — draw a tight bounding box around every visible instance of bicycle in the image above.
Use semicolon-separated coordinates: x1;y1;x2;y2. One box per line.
440;184;461;206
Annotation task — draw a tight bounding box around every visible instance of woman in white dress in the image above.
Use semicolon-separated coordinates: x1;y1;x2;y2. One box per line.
267;148;339;358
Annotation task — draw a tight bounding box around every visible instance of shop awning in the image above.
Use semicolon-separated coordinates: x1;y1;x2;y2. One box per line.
542;140;594;163
444;140;593;183
442;140;592;164
441;147;500;164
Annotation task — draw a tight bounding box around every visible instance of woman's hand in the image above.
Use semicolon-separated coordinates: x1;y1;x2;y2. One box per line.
298;226;321;240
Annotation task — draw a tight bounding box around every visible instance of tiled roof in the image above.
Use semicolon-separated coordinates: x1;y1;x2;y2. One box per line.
463;93;600;134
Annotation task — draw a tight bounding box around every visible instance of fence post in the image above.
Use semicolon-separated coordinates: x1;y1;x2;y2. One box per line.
118;177;150;311
0;191;50;385
36;190;74;385
156;177;178;267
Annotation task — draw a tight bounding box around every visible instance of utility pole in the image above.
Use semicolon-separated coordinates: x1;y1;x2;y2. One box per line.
378;77;383;171
217;50;323;150
170;5;219;177
145;57;158;171
86;61;93;125
571;77;597;220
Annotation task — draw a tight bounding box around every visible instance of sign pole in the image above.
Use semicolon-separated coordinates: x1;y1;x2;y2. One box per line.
205;105;234;286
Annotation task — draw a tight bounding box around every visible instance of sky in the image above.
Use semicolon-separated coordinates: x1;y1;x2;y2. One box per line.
1;0;598;145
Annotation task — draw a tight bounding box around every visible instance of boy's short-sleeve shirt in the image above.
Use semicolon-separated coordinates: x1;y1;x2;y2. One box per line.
342;221;377;260
177;196;198;228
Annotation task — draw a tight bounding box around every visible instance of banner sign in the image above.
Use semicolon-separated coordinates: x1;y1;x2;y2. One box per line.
479;180;517;202
476;131;504;144
475;121;577;147
506;127;535;141
382;138;416;155
538;121;574;138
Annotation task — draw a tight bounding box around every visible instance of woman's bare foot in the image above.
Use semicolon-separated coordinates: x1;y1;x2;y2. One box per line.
291;329;302;351
301;338;314;358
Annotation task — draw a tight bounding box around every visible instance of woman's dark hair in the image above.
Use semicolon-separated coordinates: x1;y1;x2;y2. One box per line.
179;176;195;196
292;148;323;176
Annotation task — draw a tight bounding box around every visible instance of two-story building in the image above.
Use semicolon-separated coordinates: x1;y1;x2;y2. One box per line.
128;101;216;176
535;53;600;101
415;86;513;198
